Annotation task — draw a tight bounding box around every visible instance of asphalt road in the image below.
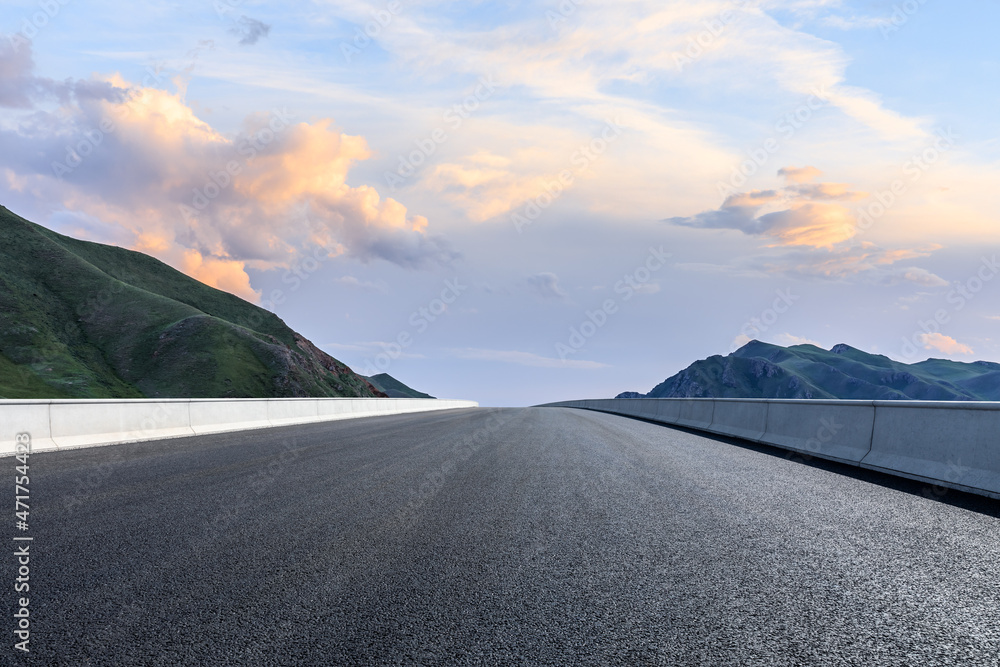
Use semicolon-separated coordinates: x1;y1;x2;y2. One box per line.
6;407;1000;665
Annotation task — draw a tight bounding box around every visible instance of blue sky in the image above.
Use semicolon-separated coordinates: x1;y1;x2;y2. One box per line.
2;0;999;405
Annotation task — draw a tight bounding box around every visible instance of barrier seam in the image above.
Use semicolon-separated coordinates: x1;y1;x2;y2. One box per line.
47;401;56;451
860;402;877;465
761;400;770;443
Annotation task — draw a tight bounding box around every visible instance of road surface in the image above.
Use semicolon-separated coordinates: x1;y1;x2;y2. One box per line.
8;407;1000;665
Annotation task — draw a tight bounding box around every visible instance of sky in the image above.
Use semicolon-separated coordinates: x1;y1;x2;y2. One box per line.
1;0;999;406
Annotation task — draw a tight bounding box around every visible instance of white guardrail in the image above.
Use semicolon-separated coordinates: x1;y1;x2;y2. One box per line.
0;398;478;456
540;398;1000;500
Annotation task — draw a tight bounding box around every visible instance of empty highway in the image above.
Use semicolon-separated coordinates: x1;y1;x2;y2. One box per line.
10;407;1000;665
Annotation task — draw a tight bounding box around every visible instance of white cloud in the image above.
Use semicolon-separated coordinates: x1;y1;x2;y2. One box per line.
821;15;889;30
335;276;388;293
771;333;822;347
526;272;568;300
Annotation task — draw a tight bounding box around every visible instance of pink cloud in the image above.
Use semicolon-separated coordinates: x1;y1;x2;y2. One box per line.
917;333;974;356
0;42;455;300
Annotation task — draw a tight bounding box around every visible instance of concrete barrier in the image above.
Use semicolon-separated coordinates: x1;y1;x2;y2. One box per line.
759;400;874;465
268;398;321;426
536;397;999;499
0;397;478;456
0;401;57;453
319;399;362;420
863;401;1000;498
615;400;648;418
675;399;715;430
653;399;681;425
190;399;272;435
51;400;194;449
709;400;768;442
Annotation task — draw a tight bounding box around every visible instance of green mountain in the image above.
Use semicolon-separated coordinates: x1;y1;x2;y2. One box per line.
0;205;384;399
621;340;1000;401
364;373;435;399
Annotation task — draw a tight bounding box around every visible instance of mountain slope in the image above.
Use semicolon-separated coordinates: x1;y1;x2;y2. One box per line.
0;205;384;399
364;373;435;399
622;340;1000;401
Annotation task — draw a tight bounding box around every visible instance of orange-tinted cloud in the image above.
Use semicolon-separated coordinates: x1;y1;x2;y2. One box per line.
757;202;857;248
0;46;454;300
667;169;868;249
918;333;974;356
778;166;823;184
425;151;555;222
181;249;260;303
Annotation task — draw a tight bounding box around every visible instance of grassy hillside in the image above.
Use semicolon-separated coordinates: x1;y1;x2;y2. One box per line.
0;205;383;399
633;340;1000;401
365;373;435;399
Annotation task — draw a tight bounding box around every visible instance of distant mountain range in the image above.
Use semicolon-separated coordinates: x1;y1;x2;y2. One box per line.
618;340;1000;401
0;205;386;400
364;373;435;399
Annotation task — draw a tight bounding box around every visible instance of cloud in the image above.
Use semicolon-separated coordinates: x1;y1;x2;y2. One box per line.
771;333;822;347
681;242;947;287
335;276;388;293
730;334;752;351
424;149;560;222
179;249;259;302
778;166;823;183
526;272;567;300
730;332;820;352
886;267;949;288
758;244;947;285
917;333;974;357
453;348;608;369
231;16;271;46
0;49;455;299
667;171;868;249
667;167;947;286
0;37;127;109
634;281;660;295
821;15;890;30
323;341;425;359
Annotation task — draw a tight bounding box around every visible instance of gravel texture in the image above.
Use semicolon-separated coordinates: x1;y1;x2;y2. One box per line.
7;407;1000;665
